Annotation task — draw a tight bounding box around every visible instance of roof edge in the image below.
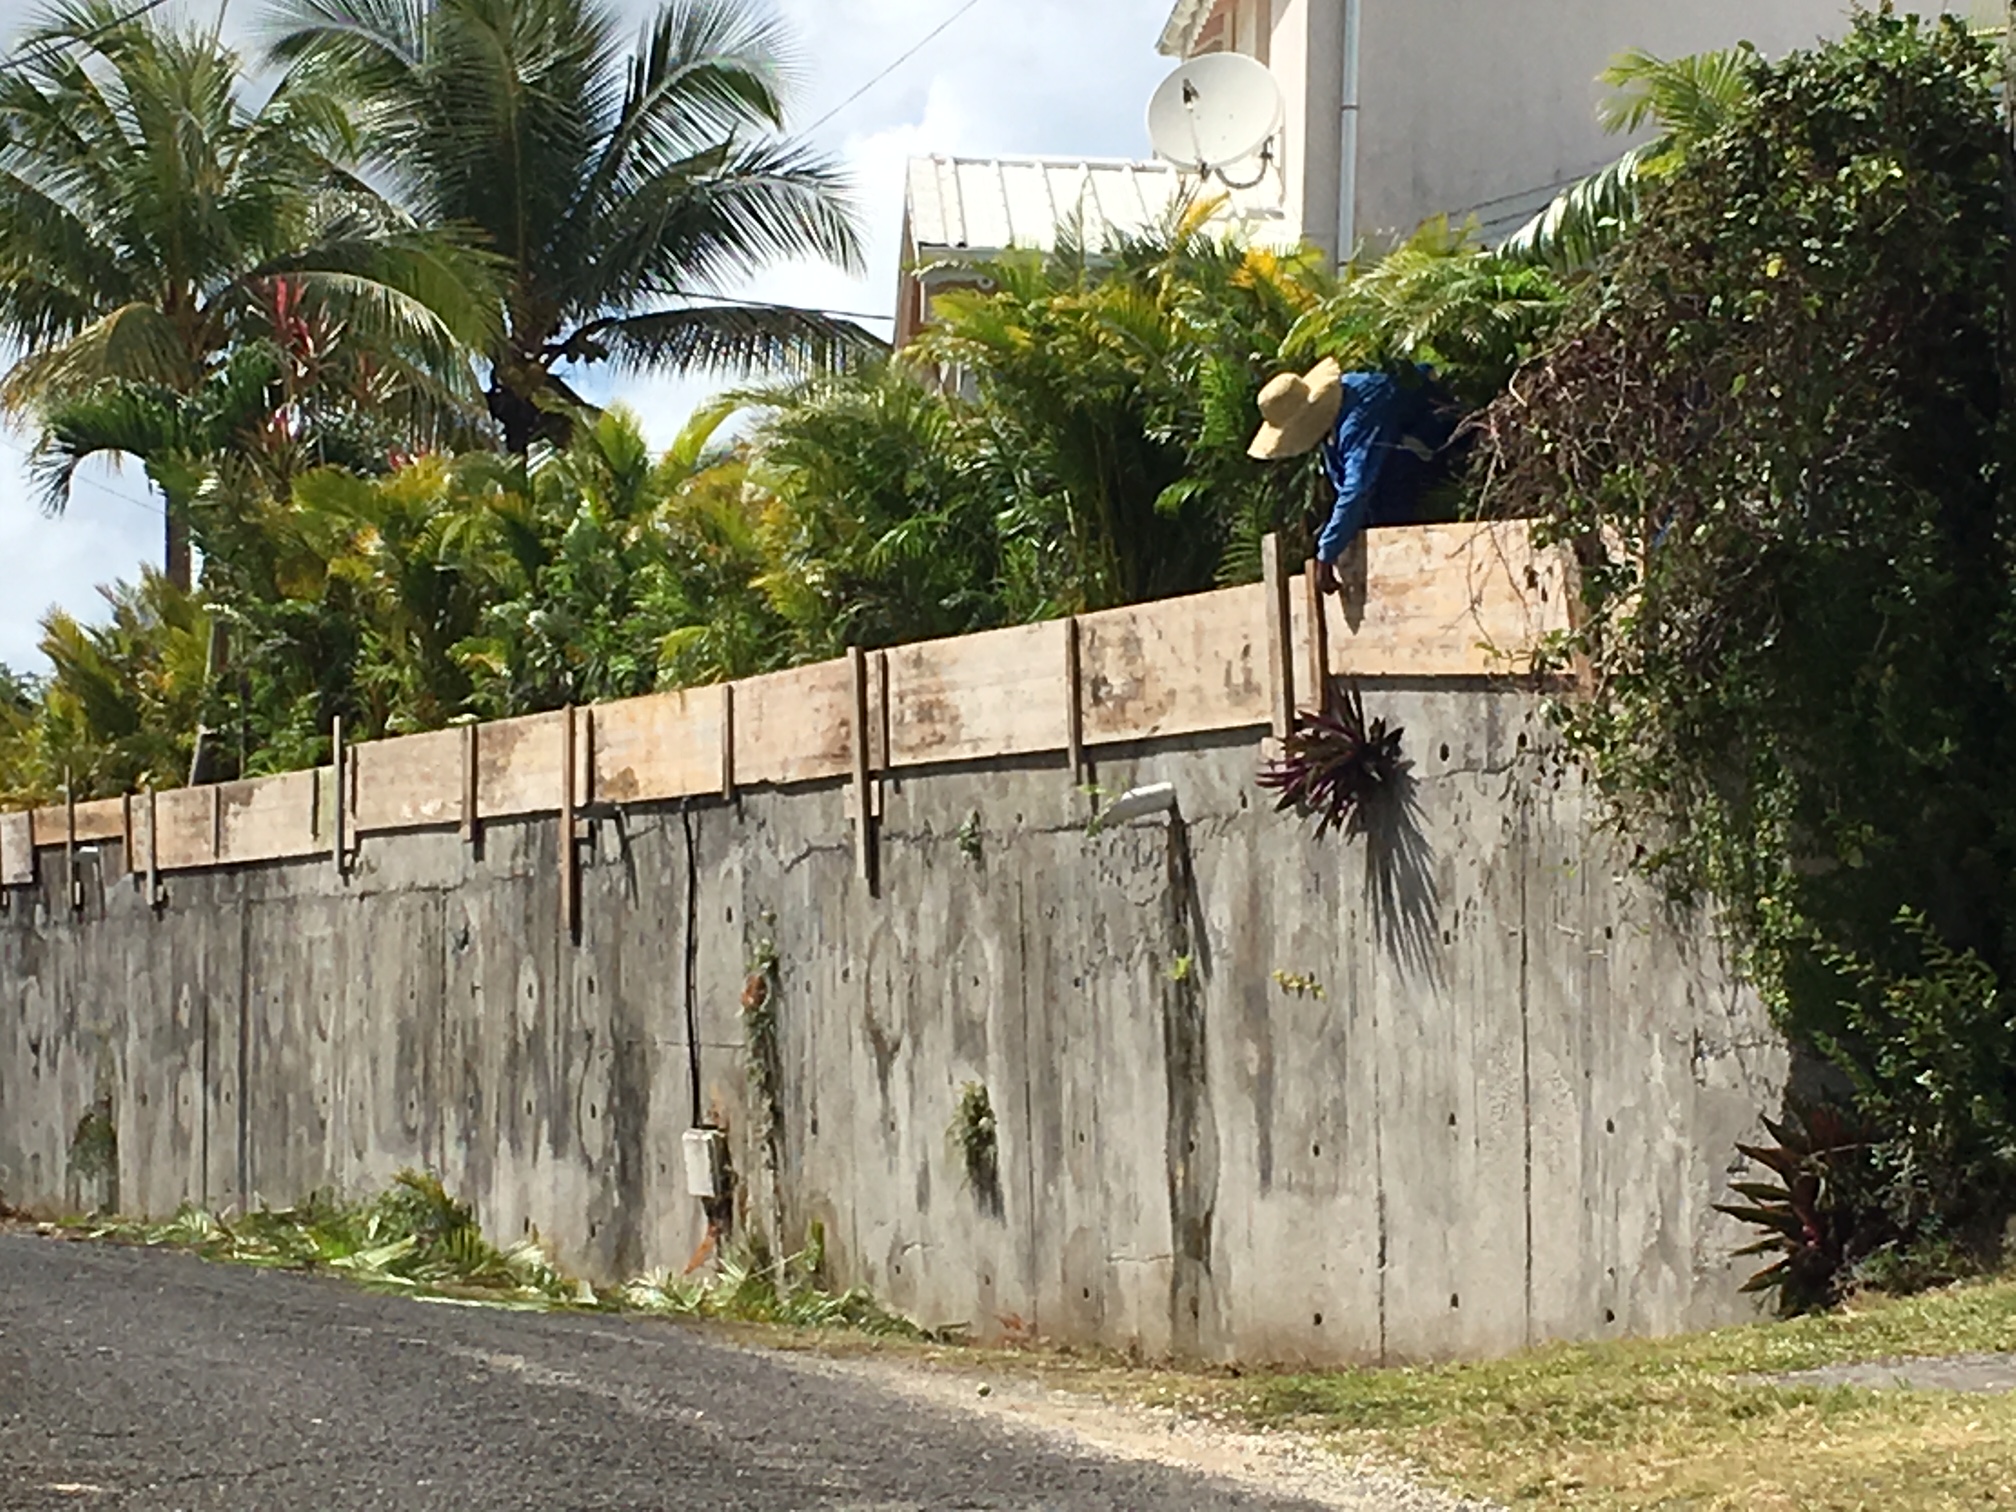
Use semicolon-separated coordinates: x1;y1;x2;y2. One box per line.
1157;0;1216;57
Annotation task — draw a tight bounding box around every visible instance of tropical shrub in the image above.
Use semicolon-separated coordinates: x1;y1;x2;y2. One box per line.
1486;11;2016;1296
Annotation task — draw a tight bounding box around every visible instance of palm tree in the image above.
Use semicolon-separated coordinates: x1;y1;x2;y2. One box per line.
271;0;873;453
0;0;500;588
1500;47;1754;272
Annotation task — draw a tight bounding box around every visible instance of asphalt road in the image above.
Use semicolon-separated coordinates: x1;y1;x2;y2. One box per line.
0;1233;1339;1511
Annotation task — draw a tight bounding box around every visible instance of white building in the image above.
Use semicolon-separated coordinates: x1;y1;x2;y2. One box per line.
1158;0;1988;256
895;2;1989;340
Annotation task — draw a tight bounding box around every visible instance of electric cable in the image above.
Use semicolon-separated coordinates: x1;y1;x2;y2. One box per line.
800;0;989;138
0;0;177;79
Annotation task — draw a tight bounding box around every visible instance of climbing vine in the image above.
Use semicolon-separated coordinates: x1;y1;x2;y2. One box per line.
1482;12;2016;1288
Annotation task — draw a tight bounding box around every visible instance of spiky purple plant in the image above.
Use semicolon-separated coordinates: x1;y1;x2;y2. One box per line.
1258;687;1405;839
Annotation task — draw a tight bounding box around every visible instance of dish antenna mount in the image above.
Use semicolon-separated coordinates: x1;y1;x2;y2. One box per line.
1147;52;1285;189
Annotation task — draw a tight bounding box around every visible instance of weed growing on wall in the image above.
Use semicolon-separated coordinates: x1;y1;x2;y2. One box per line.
951;1081;1003;1218
1258;688;1405;840
67;1097;117;1213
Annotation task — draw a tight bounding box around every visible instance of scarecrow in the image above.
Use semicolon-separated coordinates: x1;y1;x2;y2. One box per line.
1248;358;1461;593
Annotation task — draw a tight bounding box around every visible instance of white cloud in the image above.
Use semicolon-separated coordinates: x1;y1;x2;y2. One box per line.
0;0;1178;671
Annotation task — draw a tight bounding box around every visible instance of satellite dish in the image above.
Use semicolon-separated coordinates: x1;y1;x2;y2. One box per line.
1147;52;1285;174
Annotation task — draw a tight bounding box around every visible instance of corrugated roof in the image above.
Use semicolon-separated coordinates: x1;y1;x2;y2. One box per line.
1158;0;1220;57
905;154;1290;259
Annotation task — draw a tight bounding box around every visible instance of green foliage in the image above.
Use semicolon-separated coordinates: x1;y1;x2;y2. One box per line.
950;1081;1002;1217
270;0;868;451
746;363;1006;657
69;1171;918;1333
1818;913;2016;1235
624;1225;918;1335
1502;45;1756;271
66;1099;116;1188
1;575;211;804
1288;219;1564;404
84;1170;579;1303
0;0;497;578
1488;12;2016;1267
916;211;1338;610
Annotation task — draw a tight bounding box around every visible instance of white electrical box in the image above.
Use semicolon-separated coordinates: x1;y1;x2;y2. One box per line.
682;1127;727;1199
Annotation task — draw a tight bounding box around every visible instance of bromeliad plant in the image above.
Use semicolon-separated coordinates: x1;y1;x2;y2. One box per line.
1259;687;1406;840
1715;1100;1888;1316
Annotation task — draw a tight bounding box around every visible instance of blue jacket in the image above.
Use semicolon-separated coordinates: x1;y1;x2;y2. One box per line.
1317;368;1458;563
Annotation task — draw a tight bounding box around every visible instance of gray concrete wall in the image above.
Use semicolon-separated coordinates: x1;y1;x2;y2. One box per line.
0;688;1785;1364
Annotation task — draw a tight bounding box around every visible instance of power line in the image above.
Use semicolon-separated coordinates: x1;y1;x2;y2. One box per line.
0;0;177;79
0;433;165;518
801;0;989;138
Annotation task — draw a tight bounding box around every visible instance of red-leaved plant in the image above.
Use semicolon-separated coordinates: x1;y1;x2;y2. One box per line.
1715;1099;1889;1315
1258;687;1405;839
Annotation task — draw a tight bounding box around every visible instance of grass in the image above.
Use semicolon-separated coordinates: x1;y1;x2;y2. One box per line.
38;1171;918;1335
1199;1277;2016;1510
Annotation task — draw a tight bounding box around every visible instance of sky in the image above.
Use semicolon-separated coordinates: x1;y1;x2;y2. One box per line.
0;0;1180;674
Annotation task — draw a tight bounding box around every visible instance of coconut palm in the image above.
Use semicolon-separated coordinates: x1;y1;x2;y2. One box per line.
0;0;500;587
271;0;872;453
1500;46;1755;272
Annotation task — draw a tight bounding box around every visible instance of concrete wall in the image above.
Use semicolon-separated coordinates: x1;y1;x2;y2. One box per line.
0;688;1786;1365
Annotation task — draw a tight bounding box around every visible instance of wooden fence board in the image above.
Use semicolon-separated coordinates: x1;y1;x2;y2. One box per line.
592;686;723;804
0;811;31;885
0;523;1582;865
476;710;567;819
153;786;217;872
1079;583;1271;745
353;728;465;832
28;799;124;845
1325;521;1573;679
220;770;323;865
733;659;854;786
886;621;1069;768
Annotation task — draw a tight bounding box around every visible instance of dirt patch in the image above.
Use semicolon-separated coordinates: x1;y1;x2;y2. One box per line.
783;1348;1499;1512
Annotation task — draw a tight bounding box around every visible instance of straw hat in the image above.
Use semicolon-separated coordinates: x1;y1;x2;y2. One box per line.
1247;358;1344;461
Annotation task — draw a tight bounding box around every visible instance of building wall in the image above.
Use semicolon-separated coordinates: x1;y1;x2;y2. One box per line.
1351;0;1855;244
1188;0;1992;255
0;689;1787;1365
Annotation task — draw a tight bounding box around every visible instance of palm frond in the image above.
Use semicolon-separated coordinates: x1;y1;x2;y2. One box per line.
589;302;884;377
1502;46;1754;273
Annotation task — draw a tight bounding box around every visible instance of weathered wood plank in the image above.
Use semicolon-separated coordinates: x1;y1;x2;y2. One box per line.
1324;520;1574;679
885;620;1069;768
28;798;123;844
732;659;853;786
152;786;217;872
851;648;875;889
0;522;1580;872
1079;583;1272;745
476;709;568;818
591;685;724;804
0;809;31;885
353;728;465;832
1263;534;1294;738
218;770;323;865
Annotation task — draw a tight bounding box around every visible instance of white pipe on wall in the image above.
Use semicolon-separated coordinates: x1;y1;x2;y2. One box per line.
1337;0;1361;263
